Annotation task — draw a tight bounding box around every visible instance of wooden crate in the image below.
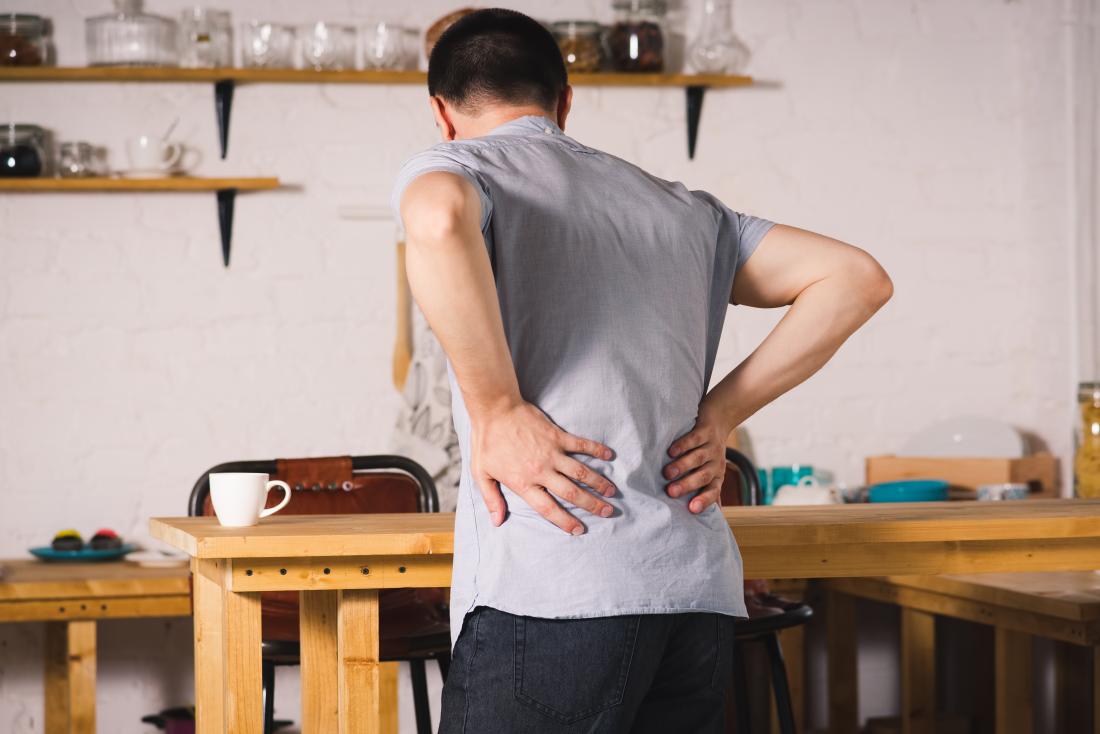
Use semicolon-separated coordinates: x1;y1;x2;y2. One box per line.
865;453;1059;498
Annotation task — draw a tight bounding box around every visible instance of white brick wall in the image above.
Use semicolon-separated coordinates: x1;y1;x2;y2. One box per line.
0;0;1077;731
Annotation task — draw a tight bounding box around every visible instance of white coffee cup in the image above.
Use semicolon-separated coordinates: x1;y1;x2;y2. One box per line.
126;135;184;175
209;472;292;527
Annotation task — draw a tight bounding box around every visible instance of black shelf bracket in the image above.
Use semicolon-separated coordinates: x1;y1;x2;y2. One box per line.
686;85;706;159
216;188;237;267
214;79;235;159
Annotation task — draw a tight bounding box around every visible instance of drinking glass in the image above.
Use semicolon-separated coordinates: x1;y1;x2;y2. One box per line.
299;22;356;71
179;7;232;68
361;20;405;69
240;21;295;68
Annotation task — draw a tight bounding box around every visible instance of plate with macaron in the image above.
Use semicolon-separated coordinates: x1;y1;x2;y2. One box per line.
30;529;137;562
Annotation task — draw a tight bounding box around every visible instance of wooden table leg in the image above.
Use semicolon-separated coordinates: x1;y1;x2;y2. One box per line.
338;589;381;734
828;590;858;734
901;608;935;734
994;626;1033;734
380;662;399;734
44;619;96;734
193;558;262;734
301;590;339;733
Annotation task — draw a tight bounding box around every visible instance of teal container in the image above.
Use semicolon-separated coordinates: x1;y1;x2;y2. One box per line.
766;465;814;505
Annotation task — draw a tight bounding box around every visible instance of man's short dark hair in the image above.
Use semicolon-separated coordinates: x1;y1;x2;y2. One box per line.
428;9;567;113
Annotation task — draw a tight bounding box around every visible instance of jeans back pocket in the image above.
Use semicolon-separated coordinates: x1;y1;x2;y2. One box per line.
514;614;641;724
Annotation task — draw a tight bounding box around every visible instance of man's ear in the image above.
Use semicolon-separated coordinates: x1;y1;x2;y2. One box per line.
430;96;457;141
557;86;573;131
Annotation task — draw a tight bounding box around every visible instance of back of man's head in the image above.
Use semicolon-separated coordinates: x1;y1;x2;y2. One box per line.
428;9;567;114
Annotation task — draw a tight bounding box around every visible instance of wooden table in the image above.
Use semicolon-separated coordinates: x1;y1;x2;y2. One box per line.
826;571;1100;734
150;499;1100;734
0;559;192;734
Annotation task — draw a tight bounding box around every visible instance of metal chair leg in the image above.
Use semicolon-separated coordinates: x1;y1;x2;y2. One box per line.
763;633;797;734
410;658;433;734
731;639;751;734
436;650;451;683
262;659;276;734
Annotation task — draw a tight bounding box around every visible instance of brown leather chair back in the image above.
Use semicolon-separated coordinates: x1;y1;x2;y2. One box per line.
191;455;438;642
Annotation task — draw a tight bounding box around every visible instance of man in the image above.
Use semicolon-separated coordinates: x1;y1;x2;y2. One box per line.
392;9;892;733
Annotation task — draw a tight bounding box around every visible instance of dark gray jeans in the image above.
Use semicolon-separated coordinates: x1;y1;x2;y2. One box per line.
439;605;735;733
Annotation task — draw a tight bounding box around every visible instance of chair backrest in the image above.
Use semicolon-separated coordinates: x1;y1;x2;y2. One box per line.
187;454;441;643
722;447;761;508
188;454;439;519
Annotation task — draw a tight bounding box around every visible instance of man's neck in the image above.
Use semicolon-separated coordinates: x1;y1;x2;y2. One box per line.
458;106;555;139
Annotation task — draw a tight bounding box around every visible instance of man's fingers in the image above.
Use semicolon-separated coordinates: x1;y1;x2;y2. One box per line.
668;426;706;458
522;486;586;535
560;432;614;461
663;445;710;480
667;462;716;497
557;457;616;497
689;483;722;514
544;473;615;519
476;473;507;526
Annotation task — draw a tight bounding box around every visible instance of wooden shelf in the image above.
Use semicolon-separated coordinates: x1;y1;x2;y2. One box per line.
0;67;753;159
0;176;281;265
0;176;279;191
0;66;752;88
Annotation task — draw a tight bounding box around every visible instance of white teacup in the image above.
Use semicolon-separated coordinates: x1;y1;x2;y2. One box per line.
209;472;292;527
126;135;184;176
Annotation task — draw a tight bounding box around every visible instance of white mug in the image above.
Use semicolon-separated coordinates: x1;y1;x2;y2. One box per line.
209;472;292;527
126;135;184;174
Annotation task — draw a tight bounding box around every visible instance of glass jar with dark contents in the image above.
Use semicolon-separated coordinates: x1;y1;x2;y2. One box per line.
0;14;48;66
608;0;665;72
0;124;49;177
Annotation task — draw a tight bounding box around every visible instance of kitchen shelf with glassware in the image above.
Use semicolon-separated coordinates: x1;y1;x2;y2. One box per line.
0;2;761;160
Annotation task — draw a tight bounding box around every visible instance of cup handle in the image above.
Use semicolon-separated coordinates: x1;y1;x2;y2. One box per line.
259;480;292;518
161;142;184;170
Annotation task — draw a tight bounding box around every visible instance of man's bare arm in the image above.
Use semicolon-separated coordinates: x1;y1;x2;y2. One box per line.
400;171;616;535
664;224;893;511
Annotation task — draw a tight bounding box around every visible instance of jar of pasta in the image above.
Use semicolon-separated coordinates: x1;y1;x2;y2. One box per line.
1076;382;1100;498
552;21;603;73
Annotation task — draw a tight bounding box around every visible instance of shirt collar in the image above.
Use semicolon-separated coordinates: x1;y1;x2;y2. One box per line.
484;114;562;138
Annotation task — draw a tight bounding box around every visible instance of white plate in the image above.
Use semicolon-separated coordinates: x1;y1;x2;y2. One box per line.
899;416;1025;459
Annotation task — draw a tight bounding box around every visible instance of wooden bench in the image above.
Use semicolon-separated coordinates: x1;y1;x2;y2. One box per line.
825;572;1100;734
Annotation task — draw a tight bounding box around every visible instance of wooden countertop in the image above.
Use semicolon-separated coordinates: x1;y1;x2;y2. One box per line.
0;559;190;601
150;500;1100;579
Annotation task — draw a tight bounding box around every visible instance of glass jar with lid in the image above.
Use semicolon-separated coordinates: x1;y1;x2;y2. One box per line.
1076;382;1100;498
551;21;603;73
86;0;179;67
0;14;48;66
0;124;49;177
607;0;666;72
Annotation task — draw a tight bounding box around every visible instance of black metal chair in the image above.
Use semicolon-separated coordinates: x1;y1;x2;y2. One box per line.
189;454;450;734
725;448;814;734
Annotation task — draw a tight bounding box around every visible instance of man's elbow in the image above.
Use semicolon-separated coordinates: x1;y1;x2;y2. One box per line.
852;252;893;312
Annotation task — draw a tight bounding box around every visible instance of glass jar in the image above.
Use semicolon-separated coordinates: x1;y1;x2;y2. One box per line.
608;0;666;72
86;0;179;67
1076;382;1100;498
0;124;48;177
58;142;98;177
178;7;232;68
0;13;48;66
552;21;603;73
688;0;750;74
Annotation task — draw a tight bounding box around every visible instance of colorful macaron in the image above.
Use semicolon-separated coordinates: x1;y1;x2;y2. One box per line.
51;529;84;552
89;529;122;551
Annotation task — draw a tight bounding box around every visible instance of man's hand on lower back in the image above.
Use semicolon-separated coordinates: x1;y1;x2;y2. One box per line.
664;403;733;514
471;400;617;536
